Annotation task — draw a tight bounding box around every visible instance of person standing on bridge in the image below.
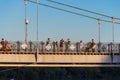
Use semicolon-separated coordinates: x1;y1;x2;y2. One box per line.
45;38;51;51
90;39;96;52
60;38;64;52
79;40;84;52
1;38;5;51
55;41;59;52
46;38;50;45
65;38;71;52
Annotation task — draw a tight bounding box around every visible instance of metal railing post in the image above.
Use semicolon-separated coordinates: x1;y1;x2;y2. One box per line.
110;42;113;63
29;41;32;51
17;41;20;52
53;41;55;52
41;41;44;52
108;43;110;52
119;44;120;53
76;42;79;52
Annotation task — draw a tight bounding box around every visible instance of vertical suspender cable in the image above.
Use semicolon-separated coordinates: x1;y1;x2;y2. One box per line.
36;0;39;62
97;18;101;52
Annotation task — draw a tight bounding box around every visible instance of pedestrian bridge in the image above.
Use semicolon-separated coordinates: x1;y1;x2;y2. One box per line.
0;51;120;67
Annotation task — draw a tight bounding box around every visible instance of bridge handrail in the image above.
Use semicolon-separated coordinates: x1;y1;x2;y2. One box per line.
1;41;120;53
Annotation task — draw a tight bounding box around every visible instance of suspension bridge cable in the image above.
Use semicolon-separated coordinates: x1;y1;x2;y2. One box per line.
28;0;120;24
47;0;120;20
28;0;97;20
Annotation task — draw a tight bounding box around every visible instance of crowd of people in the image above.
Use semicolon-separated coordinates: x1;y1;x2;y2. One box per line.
0;37;96;52
45;38;96;52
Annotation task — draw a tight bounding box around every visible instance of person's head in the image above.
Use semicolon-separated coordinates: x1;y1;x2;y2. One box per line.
92;39;94;42
56;41;58;44
2;38;4;40
80;40;82;43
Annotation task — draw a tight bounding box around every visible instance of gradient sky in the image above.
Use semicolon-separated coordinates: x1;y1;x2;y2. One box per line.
0;0;120;43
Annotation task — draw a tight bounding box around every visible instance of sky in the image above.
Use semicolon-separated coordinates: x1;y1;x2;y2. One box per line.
0;0;120;43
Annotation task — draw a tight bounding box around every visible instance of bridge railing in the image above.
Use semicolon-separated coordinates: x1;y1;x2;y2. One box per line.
5;41;120;53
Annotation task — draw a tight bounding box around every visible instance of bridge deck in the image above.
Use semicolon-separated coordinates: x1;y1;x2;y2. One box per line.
0;51;120;67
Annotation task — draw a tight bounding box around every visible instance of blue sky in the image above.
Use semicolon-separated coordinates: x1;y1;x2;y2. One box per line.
0;0;120;43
